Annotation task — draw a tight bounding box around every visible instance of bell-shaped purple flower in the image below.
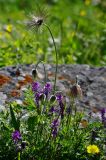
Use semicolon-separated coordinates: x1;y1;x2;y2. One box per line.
12;130;22;143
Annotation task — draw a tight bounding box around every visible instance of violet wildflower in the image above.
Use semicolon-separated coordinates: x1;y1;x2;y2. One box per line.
51;119;59;138
52;128;58;138
32;81;41;92
51;119;59;128
12;130;22;143
49;106;55;113
56;93;65;119
35;92;41;107
43;82;52;98
100;108;106;126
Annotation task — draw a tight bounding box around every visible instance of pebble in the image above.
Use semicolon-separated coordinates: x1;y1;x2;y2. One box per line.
0;64;106;111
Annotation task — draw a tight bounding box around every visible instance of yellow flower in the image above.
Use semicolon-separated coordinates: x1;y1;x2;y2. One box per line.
0;32;2;38
85;0;91;5
80;10;86;17
6;24;13;33
87;145;100;154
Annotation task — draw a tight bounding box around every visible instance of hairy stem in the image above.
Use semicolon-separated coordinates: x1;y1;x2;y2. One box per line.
44;23;58;92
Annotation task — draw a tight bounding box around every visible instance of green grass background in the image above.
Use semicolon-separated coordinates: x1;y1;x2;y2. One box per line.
0;0;106;67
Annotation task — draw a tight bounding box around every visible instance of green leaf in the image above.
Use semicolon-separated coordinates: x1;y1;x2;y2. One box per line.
10;105;20;130
27;115;37;131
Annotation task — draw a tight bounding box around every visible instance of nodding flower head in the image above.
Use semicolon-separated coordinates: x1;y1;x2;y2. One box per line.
12;130;22;143
70;84;82;99
70;75;82;99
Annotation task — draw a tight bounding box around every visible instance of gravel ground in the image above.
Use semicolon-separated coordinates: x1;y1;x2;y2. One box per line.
0;64;106;112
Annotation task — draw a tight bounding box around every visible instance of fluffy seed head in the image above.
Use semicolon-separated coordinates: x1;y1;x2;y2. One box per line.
26;7;48;32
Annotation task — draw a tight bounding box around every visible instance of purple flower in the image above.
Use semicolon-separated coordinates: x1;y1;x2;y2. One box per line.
52;128;58;138
43;82;52;98
12;130;22;143
51;119;60;138
56;94;65;119
56;93;63;102
100;108;106;126
35;92;41;107
49;106;55;113
51;119;59;128
32;82;41;92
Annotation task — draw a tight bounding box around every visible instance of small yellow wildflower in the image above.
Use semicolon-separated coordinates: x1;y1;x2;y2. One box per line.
80;10;86;17
0;32;2;38
85;0;91;6
87;145;100;154
71;31;76;38
6;24;13;33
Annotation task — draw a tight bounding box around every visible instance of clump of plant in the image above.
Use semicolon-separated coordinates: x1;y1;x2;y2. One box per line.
0;7;106;160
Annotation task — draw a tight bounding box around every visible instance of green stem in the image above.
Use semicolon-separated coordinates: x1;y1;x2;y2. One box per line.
18;152;20;160
44;23;58;93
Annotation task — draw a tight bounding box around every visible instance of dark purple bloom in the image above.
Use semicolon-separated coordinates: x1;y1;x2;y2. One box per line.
56;94;63;102
56;94;64;119
100;108;106;126
35;92;41;107
43;82;52;98
52;128;58;138
51;119;60;138
49;106;55;113
101;108;106;117
12;130;22;143
32;82;40;92
21;141;27;149
51;119;59;128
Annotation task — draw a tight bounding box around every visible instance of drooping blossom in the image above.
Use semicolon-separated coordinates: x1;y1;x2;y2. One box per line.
70;84;82;99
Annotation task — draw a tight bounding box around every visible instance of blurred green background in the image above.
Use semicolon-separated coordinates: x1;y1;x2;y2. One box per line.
0;0;106;67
